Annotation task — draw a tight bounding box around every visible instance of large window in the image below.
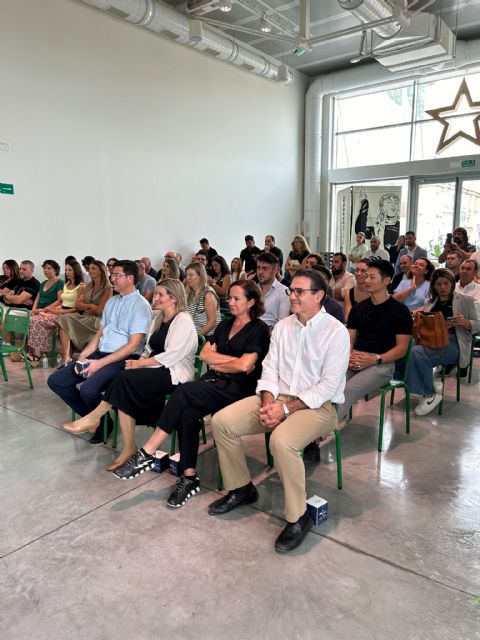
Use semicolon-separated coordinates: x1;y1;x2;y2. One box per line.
333;71;480;169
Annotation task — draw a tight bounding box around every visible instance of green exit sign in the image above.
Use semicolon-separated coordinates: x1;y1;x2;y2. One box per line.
0;182;14;194
461;159;476;168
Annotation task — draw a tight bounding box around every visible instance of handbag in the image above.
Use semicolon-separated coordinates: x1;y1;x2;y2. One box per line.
413;311;449;349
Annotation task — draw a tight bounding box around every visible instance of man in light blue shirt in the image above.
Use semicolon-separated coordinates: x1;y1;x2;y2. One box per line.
48;260;152;444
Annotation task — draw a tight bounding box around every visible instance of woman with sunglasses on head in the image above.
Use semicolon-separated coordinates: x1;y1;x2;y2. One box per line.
63;279;198;470
112;280;270;509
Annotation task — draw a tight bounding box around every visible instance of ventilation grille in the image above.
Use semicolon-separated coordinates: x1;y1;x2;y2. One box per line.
160;28;181;40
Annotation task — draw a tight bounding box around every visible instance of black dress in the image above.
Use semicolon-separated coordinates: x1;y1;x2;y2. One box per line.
156;317;270;470
104;319;176;426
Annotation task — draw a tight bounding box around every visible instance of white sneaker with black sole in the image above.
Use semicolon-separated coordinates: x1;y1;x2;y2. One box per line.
167;475;200;508
415;393;442;416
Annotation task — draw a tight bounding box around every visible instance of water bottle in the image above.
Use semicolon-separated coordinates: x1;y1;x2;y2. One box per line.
41;354;49;369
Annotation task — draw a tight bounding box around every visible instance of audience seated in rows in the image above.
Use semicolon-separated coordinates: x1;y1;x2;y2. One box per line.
2;260;40;310
112;280;271;511
56;260;112;366
64;279;197;470
49;260;152;444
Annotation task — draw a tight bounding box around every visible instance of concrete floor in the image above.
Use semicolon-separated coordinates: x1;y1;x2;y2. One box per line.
1;360;479;640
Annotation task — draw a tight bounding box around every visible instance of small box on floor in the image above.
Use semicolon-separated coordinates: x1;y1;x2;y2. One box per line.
153;450;169;474
307;495;328;526
169;453;181;477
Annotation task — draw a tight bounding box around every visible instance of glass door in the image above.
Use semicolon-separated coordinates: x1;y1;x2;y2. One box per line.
411;174;480;261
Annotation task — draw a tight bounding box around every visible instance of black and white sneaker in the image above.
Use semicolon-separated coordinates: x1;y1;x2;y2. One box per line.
113;448;155;480
167;475;200;508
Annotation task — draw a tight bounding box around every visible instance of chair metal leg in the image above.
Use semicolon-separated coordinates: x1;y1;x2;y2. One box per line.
334;428;342;490
21;351;34;389
377;391;387;452
405;387;410;434
217;466;223;491
0;354;8;382
169;430;177;456
390;388;395;406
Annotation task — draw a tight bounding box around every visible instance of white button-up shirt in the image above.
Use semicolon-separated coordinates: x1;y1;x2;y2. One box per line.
256;307;350;408
456;280;480;316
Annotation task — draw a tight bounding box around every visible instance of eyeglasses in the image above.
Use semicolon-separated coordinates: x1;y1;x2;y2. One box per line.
111;273;128;279
285;287;319;297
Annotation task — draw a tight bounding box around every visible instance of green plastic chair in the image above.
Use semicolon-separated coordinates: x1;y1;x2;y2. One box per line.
0;308;33;389
437;362;461;416
350;338;413;452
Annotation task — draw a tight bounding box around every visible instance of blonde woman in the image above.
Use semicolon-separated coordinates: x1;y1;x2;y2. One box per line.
230;257;246;283
64;279;198;470
185;262;221;336
287;235;311;279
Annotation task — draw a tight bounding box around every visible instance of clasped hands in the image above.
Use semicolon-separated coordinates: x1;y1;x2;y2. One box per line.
259;401;285;429
349;350;376;371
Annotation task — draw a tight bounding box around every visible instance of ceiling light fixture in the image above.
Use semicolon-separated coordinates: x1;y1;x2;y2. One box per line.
218;0;232;12
260;13;271;33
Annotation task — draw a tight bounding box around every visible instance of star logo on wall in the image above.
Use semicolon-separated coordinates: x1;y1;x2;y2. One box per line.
426;78;480;154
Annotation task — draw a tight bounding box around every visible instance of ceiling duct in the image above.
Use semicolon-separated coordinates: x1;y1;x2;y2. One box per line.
337;0;404;39
77;0;293;85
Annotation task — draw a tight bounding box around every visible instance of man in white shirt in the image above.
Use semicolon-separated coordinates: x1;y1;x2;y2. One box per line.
364;236;390;261
256;252;290;329
208;269;350;553
456;258;480;315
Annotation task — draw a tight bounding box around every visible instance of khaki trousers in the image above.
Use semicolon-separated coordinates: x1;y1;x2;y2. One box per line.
211;394;337;523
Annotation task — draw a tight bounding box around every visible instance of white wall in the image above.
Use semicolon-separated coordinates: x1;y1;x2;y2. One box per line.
0;0;307;274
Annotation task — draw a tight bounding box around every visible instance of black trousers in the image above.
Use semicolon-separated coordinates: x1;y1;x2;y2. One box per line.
157;377;248;470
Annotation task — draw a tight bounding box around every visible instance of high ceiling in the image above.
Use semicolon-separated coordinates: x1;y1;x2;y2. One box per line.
164;0;480;76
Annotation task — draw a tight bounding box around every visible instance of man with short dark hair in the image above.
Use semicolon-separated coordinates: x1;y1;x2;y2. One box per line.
209;269;350;553
303;253;325;268
49;260;152;444
439;227;476;263
195;251;209;269
82;255;95;283
199;238;218;266
240;235;261;276
2;260;40;309
364;236;390;261
336;259;412;423
329;252;355;302
308;264;345;324
264;235;284;270
394;231;427;274
446;251;462;282
255;253;290;329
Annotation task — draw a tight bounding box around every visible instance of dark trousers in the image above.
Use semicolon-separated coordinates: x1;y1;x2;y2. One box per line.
47;352;135;416
157;377;247;470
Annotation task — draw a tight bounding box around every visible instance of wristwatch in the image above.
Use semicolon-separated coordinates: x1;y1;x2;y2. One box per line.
375;355;383;365
282;403;290;417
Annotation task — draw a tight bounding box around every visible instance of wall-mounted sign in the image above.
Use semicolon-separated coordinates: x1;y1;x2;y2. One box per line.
0;182;14;195
461;159;476;168
426;78;480;154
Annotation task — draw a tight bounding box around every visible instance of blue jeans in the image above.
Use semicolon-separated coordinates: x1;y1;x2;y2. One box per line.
47;351;136;416
407;334;459;395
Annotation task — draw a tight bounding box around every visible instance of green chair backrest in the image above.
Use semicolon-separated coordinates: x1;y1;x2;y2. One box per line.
194;335;206;379
397;337;414;384
0;306;3;325
2;308;30;347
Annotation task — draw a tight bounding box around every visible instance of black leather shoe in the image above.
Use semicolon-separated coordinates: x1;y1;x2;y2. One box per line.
303;441;320;463
89;415;113;445
208;483;258;515
275;510;312;553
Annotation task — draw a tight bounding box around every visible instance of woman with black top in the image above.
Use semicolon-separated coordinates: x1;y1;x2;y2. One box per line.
63;279;198;470
0;260;21;304
113;279;271;509
207;255;232;310
409;268;479;416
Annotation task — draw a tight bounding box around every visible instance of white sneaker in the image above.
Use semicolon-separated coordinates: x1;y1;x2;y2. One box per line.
415;394;443;416
433;379;443;395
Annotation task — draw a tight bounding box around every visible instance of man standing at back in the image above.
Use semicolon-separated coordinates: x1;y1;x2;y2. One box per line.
240;235;261;277
49;260;152;444
255;252;290;330
394;231;427;274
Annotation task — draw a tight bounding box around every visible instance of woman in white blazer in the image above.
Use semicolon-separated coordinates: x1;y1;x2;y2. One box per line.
63;279;198;470
409;268;479;416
